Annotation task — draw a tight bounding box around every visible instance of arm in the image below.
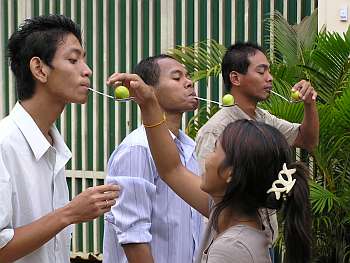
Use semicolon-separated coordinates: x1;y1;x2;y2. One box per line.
291;80;319;152
107;73;210;217
123;243;154;263
0;179;119;263
105;145;157;262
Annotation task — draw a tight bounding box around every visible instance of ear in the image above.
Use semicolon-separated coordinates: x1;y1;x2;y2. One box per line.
221;167;233;184
29;57;50;84
229;71;240;87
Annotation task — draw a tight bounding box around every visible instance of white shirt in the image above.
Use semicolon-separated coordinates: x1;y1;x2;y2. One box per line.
0;102;72;263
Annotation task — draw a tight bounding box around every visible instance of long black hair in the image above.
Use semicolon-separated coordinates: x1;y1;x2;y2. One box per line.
212;119;311;263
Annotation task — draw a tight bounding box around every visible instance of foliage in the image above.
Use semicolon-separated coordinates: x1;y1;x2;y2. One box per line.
168;8;350;263
185;104;220;140
168;39;226;83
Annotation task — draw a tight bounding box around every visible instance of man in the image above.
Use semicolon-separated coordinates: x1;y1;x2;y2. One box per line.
103;55;203;263
195;42;319;250
0;15;119;263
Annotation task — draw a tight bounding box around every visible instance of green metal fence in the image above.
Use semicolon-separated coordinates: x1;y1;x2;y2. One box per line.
0;0;318;259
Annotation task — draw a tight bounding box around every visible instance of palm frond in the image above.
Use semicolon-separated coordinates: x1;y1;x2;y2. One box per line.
168;39;226;83
310;180;340;214
185;105;220;139
308;31;350;102
294;9;318;50
266;11;298;65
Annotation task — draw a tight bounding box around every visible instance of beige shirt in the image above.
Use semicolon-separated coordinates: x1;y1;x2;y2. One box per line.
196;220;272;263
195;105;300;243
195;105;300;171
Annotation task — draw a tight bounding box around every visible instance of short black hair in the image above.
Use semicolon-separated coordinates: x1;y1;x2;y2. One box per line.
8;14;82;100
221;42;265;92
133;54;174;86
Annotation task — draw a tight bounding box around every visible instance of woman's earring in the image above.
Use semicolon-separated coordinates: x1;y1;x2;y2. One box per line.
226;177;232;183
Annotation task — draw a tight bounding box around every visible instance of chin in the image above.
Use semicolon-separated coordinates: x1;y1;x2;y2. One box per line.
199;180;210;194
187;102;199;111
73;96;88;104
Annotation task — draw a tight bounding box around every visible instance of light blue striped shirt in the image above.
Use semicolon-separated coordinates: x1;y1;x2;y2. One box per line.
103;126;203;263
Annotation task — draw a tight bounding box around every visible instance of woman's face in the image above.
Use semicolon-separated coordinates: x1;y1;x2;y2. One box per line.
200;140;230;200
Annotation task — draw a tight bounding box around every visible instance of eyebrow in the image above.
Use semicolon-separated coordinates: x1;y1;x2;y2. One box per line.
67;48;86;57
170;69;183;75
256;64;270;70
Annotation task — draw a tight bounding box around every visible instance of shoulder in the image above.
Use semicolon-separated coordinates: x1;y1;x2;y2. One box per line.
208;232;254;263
0;116;23;149
208;225;271;263
107;127;155;171
197;108;230;139
120;126;149;147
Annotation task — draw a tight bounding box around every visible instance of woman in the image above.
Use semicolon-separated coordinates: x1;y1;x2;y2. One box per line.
107;73;312;263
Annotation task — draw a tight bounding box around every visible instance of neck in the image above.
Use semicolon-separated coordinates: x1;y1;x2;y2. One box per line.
164;111;182;137
20;93;65;143
217;207;261;234
231;90;258;119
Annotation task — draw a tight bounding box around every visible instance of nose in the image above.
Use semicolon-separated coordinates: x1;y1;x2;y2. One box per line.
82;62;92;77
266;71;273;82
185;76;193;89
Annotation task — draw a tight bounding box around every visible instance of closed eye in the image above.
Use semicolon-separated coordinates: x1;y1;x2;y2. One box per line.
69;59;78;64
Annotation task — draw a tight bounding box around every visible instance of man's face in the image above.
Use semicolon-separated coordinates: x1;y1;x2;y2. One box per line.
154;58;198;113
45;33;92;104
236;50;273;102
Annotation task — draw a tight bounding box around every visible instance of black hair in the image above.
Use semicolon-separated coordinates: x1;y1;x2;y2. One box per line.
212;120;311;263
221;42;265;92
8;14;82;100
133;54;173;86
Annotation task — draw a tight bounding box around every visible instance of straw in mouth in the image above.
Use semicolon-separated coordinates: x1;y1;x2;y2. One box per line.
88;87;135;102
269;90;302;103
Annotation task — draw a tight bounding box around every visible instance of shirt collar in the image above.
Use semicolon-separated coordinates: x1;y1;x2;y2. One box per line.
10;102;72;162
169;129;196;163
226;104;266;121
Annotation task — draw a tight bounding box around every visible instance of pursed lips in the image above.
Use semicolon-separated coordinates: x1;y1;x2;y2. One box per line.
81;83;90;89
264;86;272;92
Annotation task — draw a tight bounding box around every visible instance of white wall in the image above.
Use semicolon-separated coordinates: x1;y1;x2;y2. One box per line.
319;0;350;33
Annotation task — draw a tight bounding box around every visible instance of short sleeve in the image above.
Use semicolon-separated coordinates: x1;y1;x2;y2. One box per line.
263;110;300;146
195;132;219;174
0;149;14;249
104;145;157;245
207;239;253;263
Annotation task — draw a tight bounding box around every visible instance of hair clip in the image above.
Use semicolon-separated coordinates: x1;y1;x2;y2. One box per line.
267;163;296;200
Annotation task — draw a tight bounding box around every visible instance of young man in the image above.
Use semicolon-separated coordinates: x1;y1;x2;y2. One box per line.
195;42;319;250
0;15;119;263
103;55;203;263
196;42;319;173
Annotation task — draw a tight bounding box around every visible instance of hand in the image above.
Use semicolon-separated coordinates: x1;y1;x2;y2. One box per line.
65;184;121;224
292;80;317;105
106;73;157;107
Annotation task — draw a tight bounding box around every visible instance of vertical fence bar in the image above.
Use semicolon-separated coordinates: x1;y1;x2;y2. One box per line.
0;0;4;119
103;0;109;172
257;0;262;45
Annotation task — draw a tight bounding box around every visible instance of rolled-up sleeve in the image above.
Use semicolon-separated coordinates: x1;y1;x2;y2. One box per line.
264;111;300;146
105;145;156;245
0;150;14;249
